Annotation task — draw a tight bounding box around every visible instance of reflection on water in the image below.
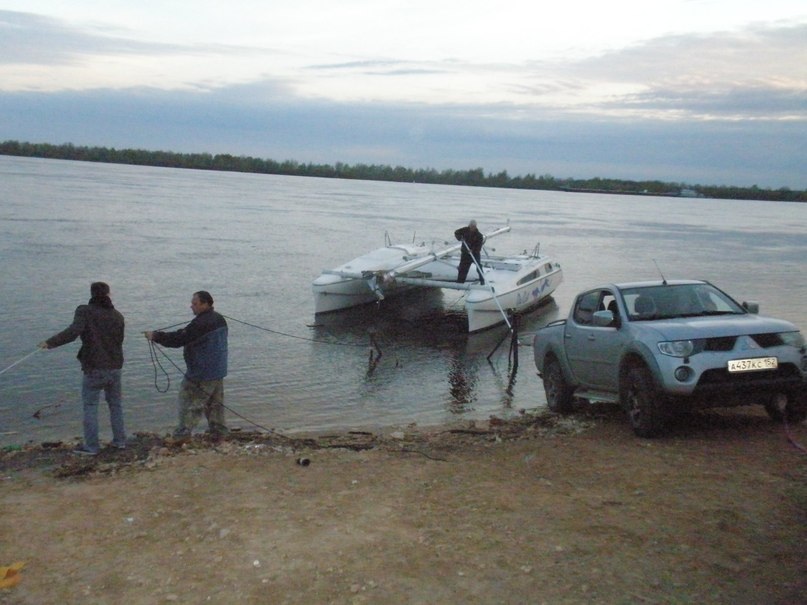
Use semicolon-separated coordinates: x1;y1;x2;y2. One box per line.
448;349;477;410
311;289;556;418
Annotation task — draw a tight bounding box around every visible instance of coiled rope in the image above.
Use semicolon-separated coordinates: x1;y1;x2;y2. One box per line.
147;339;171;393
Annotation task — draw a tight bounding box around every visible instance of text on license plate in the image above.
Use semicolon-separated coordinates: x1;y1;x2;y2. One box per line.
727;357;778;373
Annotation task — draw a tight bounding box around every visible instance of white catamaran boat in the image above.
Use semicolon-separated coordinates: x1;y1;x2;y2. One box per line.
312;225;563;332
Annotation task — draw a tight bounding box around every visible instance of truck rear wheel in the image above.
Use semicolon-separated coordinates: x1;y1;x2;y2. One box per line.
623;366;667;438
764;392;807;424
544;358;574;414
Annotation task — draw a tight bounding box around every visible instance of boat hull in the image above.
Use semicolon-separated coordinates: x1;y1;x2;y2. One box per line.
312;243;456;314
465;267;563;332
313;274;418;313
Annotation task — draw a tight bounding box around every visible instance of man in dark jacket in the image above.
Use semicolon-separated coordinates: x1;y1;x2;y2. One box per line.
40;281;126;455
454;219;485;284
145;291;229;439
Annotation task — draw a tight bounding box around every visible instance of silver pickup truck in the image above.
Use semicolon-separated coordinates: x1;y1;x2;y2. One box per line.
532;279;807;437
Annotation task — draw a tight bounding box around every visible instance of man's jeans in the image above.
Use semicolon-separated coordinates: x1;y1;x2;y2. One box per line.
81;369;125;452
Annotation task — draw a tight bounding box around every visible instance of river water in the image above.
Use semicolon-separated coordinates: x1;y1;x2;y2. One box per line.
1;156;805;446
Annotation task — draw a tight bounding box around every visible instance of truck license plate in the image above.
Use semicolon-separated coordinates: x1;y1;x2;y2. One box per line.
727;357;778;373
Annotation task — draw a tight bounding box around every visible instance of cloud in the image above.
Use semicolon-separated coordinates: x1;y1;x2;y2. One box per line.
560;23;807;119
574;24;807;82
305;59;452;80
3;9;805;120
0;9;804;188
0;10;188;64
0;10;286;92
2;84;804;188
619;86;806;119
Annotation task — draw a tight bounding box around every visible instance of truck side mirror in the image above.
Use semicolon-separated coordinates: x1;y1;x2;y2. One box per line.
593;310;618;327
742;301;759;314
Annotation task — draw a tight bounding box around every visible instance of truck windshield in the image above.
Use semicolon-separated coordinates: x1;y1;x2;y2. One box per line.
621;284;746;321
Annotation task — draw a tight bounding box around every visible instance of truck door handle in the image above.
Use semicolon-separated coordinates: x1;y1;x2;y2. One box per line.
587;334;596;341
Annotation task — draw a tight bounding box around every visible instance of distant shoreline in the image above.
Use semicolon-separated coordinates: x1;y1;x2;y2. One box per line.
2;140;804;203
558;186;696;198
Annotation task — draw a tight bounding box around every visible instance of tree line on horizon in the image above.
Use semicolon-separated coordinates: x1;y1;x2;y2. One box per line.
1;140;803;203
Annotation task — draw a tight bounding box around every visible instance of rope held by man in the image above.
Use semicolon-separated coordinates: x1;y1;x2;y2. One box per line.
0;348;41;377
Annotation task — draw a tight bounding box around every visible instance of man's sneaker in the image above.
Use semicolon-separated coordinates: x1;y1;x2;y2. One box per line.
72;447;98;456
111;442;127;450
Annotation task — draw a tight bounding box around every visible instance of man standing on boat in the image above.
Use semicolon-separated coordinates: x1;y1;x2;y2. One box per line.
144;291;229;441
454;220;485;285
39;281;127;456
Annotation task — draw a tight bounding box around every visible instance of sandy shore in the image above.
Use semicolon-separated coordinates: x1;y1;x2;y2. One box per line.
1;405;806;604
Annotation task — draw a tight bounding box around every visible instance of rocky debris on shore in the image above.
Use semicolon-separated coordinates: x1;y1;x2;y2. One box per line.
0;408;598;479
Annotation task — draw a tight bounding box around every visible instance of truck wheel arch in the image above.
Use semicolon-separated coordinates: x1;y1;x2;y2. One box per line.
619;348;662;393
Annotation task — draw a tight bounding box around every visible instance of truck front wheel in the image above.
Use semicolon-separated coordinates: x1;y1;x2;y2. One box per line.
544;358;574;414
623;366;667;438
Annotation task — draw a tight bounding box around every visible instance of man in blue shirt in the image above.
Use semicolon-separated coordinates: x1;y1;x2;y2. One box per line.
145;291;229;440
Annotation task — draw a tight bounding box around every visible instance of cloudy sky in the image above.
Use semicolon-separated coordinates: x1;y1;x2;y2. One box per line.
1;1;805;188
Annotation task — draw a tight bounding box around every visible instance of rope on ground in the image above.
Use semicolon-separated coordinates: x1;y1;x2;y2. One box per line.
784;416;807;454
0;348;41;378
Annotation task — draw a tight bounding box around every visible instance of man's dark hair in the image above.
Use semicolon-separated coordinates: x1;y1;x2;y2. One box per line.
194;290;214;306
90;282;110;298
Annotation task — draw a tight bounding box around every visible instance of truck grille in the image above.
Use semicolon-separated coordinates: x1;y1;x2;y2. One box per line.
703;337;736;351
703;333;788;352
749;333;787;348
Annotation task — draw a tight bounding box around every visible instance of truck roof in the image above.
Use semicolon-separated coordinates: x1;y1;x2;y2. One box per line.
602;279;708;290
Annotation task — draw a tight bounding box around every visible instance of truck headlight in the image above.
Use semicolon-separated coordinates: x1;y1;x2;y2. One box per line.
778;331;805;348
658;340;696;357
